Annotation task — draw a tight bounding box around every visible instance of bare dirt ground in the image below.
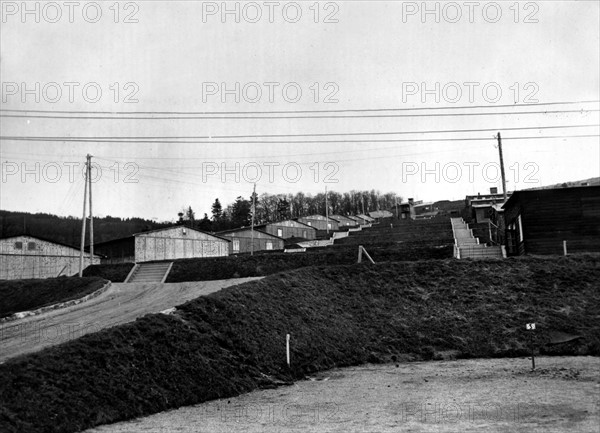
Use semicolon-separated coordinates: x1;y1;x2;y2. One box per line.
87;356;599;433
0;278;261;362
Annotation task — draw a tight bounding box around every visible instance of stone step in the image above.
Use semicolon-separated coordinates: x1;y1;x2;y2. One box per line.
128;262;173;283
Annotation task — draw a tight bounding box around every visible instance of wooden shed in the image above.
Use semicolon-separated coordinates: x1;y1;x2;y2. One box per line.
216;227;285;254
369;210;393;220
330;214;359;227
255;220;317;240
297;215;340;231
134;226;230;262
0;234;101;280
502;185;600;256
94;226;230;263
357;214;376;223
347;215;370;225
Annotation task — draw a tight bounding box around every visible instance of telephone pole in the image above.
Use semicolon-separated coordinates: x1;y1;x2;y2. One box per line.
79;155;89;277
250;183;256;256
88;155;94;264
325;185;330;234
497;133;507;201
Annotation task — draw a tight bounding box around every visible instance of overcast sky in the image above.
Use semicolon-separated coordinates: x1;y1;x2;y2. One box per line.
1;0;599;221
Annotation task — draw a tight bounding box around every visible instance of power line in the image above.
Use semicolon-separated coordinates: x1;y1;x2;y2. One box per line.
1;124;597;143
1;108;597;120
1;100;597;116
2;132;598;147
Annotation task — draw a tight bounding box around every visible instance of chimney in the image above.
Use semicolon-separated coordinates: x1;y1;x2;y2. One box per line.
408;198;414;205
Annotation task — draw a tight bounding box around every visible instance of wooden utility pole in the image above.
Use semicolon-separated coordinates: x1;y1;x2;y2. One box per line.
361;196;365;215
79;156;89;277
325;185;330;234
497;133;507;201
88;155;94;263
250;183;256;255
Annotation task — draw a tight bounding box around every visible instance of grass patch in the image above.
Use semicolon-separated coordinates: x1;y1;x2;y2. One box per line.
81;263;134;282
0;255;598;432
0;277;108;318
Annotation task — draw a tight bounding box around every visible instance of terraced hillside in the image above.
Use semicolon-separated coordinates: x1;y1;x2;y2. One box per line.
334;215;454;246
85;216;455;283
1;255;598;433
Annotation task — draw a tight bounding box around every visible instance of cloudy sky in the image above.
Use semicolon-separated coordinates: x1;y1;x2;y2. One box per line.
1;0;599;221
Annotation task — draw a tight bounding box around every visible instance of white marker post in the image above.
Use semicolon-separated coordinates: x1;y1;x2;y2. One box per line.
526;323;536;370
563;240;567;256
286;334;291;368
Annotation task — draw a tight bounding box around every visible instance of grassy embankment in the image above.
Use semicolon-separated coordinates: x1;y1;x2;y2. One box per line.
0;277;108;319
1;255;599;433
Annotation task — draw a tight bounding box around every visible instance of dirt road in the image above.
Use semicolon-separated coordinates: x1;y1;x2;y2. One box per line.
0;278;261;362
87;356;599;433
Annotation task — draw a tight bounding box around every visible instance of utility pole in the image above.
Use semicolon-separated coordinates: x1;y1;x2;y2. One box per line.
497;132;507;201
361;196;365;215
325;185;330;234
79;155;89;277
395;198;399;219
88;155;94;265
250;183;256;255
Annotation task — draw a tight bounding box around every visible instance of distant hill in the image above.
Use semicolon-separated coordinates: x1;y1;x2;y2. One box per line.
525;177;600;190
0;211;172;246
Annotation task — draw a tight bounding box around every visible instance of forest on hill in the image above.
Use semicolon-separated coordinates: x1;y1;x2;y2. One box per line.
0;189;403;245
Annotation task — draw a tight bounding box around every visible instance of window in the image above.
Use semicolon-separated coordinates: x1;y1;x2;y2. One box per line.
303;230;307;238
327;223;332;229
277;228;283;237
233;239;240;252
28;242;36;250
307;222;312;226
266;241;273;250
14;241;23;250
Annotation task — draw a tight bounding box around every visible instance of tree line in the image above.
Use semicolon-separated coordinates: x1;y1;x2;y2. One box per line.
0;190;402;245
180;189;403;232
0;211;171;246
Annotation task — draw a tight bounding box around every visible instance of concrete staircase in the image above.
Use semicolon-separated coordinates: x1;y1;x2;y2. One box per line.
126;262;173;283
451;218;503;259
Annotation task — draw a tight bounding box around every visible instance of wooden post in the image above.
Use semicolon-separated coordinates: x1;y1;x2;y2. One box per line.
362;246;375;264
563;240;567;256
497;132;507;201
526;323;536;371
357;245;363;263
286;334;290;367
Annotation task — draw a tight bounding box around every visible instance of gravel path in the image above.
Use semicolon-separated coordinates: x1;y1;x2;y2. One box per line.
87;356;600;433
0;278;262;362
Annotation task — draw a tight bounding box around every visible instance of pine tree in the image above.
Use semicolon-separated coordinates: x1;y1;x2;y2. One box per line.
211;198;223;221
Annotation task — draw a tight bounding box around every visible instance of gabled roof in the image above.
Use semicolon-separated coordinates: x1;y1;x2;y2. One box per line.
0;234;102;256
215;227;286;241
357;214;375;221
297;215;341;222
132;225;231;242
330;214;355;219
256;220;317;230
